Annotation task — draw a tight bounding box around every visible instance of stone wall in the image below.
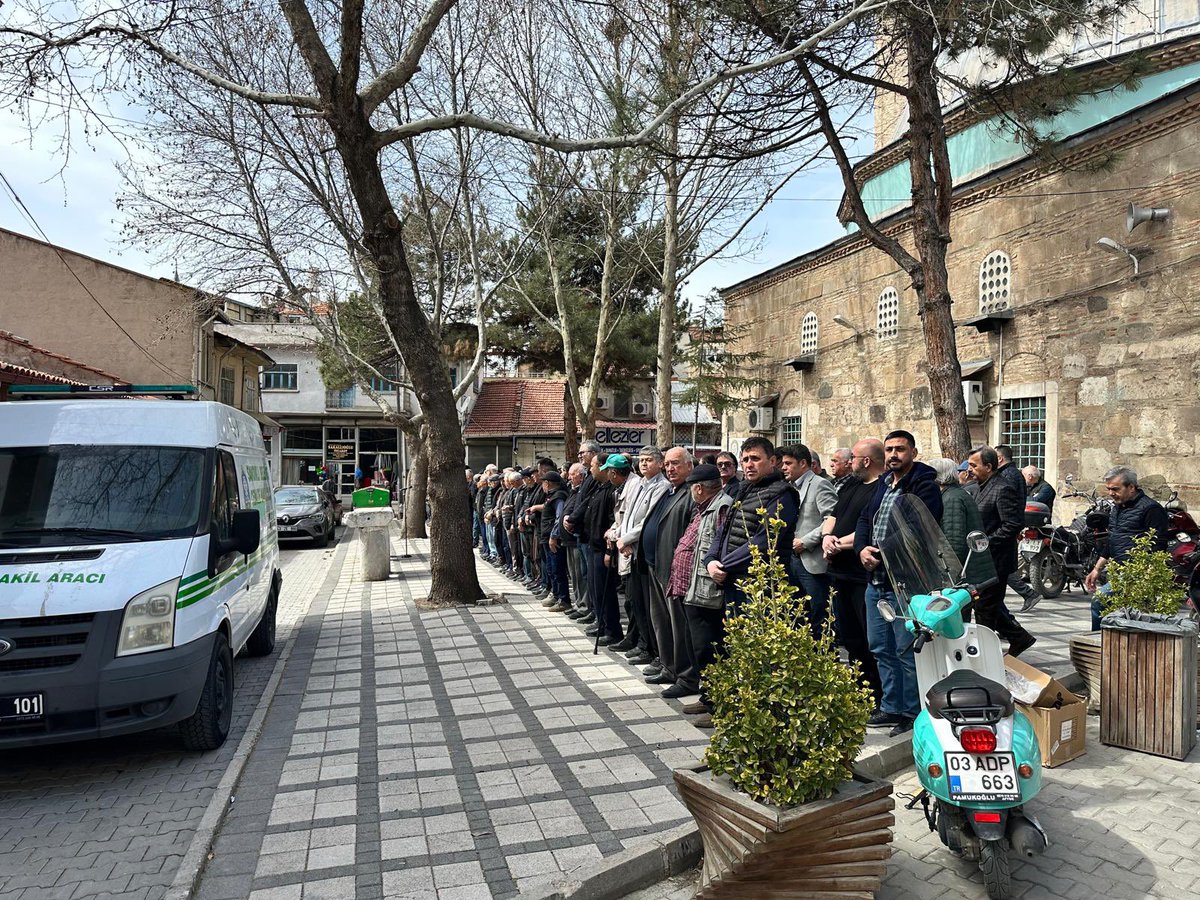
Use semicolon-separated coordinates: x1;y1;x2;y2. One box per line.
724;104;1200;511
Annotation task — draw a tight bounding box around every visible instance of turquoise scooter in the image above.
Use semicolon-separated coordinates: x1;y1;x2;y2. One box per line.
877;495;1048;899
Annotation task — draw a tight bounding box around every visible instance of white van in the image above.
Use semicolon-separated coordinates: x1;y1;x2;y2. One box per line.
0;395;281;751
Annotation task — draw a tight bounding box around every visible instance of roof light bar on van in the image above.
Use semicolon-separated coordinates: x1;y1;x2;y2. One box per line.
9;384;198;399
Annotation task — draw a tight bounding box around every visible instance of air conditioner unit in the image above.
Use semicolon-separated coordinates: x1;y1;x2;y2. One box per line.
594;396;609;411
631;401;650;416
747;406;775;432
963;380;984;418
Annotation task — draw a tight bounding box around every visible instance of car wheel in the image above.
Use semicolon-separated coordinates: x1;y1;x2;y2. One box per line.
179;631;234;751
245;582;278;657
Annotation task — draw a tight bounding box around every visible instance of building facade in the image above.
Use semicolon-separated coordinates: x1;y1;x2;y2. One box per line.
0;330;125;399
218;323;418;498
0;227;272;417
723;29;1200;510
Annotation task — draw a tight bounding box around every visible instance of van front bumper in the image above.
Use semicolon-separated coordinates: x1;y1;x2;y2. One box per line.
0;609;214;749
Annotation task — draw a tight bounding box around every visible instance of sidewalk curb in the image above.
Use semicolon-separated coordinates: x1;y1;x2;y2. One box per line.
164;542;346;900
519;822;703;900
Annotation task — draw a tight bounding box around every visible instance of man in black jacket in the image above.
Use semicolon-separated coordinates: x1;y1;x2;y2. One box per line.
855;430;942;736
1085;465;1169;630
996;444;1042;612
969;445;1036;656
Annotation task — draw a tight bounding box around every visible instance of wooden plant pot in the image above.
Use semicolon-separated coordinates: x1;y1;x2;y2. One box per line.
673;767;894;898
1100;626;1198;760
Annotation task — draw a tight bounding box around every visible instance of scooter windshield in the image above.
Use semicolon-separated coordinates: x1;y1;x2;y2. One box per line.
879;494;963;614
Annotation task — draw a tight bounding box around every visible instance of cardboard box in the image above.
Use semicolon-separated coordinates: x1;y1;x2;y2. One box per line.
1004;656;1088;768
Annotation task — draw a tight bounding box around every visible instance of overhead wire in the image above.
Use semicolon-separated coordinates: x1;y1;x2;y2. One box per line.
0;169;188;380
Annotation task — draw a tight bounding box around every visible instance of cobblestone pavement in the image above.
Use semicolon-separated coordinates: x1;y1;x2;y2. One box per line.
633;588;1200;900
880;716;1200;899
0;538;343;900
190;536;711;900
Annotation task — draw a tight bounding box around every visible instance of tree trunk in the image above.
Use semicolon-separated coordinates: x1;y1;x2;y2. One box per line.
904;22;971;461
404;431;429;539
564;389;580;462
332;109;481;605
656;156;681;450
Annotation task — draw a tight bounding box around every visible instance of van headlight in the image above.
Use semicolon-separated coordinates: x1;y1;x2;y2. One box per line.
117;578;179;656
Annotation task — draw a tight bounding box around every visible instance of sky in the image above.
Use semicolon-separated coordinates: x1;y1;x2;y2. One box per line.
0;101;852;306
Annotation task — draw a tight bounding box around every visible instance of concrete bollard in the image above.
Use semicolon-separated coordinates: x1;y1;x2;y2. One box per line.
343;508;395;581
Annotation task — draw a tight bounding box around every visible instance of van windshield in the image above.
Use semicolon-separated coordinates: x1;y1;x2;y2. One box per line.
0;445;206;546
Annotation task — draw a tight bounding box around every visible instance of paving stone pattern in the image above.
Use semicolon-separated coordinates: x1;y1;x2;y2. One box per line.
0;540;343;900
192;536;709;900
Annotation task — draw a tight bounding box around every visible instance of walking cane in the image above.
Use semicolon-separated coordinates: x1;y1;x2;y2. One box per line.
595;549;615;656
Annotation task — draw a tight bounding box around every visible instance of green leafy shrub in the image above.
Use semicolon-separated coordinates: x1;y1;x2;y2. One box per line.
1101;530;1186;617
703;517;873;808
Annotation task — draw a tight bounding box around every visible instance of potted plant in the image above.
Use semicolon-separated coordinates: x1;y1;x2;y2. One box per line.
673;519;893;898
1098;532;1198;760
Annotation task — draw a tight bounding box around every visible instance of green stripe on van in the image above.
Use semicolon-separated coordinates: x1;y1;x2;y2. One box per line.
175;546;269;609
179;570;207;588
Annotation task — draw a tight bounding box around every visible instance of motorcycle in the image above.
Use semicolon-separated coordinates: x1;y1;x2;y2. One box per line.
1024;476;1111;599
1164;491;1200;593
878;494;1047;900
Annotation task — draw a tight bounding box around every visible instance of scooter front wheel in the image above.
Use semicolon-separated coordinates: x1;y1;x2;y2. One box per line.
980;839;1011;899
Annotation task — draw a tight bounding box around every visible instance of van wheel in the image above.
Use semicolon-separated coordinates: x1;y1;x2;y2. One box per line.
179;632;234;751
245;584;278;657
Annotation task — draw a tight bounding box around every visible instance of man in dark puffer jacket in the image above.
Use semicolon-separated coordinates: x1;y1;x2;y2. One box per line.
704;436;799;612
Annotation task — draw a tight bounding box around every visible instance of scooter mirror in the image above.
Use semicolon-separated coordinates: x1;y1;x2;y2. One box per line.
1065;474;1074;485
967;531;990;553
877;600;897;623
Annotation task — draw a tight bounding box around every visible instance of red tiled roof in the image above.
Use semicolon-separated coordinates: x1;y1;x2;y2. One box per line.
465;378;567;437
0;360;88;386
0;330;125;381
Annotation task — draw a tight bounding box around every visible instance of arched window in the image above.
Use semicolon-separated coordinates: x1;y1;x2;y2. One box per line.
979;250;1012;314
800;312;819;356
877;287;900;339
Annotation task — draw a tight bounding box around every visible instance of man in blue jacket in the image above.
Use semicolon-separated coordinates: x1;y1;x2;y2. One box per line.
855;430;943;737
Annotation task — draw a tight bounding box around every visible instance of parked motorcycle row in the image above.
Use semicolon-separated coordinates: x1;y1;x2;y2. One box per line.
1017;475;1200;613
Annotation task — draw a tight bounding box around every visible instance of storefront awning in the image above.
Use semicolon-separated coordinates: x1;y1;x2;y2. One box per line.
247;410;283;432
959;358;993;378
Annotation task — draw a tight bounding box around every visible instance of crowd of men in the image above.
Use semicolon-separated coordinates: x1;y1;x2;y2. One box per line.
465;434;1170;738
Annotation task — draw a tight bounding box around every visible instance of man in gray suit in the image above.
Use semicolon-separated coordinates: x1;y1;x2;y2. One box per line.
641;447;696;697
780;444;838;640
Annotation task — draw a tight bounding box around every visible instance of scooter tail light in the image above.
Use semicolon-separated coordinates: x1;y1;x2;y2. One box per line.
974;811;1002;824
1018;764;1034;778
927;763;943;778
1023;528;1039;540
959;727;997;753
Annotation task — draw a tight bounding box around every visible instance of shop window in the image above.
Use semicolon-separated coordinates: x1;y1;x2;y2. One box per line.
284;428;323;451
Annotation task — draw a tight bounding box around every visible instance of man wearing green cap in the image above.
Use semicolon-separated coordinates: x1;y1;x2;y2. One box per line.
616;447;669;665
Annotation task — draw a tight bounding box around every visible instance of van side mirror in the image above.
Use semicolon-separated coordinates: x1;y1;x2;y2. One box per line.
231;509;261;556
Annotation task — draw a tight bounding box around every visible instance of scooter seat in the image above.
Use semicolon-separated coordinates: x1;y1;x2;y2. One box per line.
926;669;1014;720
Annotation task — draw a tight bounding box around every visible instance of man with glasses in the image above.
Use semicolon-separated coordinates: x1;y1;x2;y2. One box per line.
716;451;740;496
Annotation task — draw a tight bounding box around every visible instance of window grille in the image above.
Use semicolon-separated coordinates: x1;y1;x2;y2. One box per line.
780;416;803;445
800;313;819;356
1001;397;1047;470
979;251;1012;314
219;366;236;406
877;288;899;339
